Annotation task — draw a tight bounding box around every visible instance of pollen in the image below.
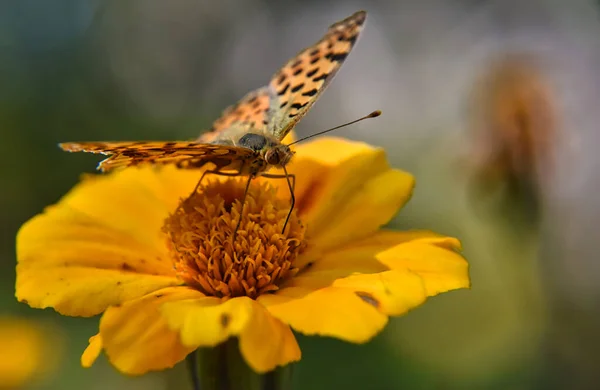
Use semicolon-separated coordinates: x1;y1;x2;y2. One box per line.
162;178;306;299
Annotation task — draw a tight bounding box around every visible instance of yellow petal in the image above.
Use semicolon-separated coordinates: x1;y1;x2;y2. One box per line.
310;169;414;251
99;286;202;375
17;208;180;316
162;297;300;373
332;271;428;316
237;301;301;373
331;231;468;297
267;137;414;250
259;230;468;341
60;167;201;252
16;166;204;316
81;334;102;368
293;229;452;281
259;286;388;343
377;239;470;296
349;229;462;250
290;240;389;286
160;297;244;348
17;260;180;317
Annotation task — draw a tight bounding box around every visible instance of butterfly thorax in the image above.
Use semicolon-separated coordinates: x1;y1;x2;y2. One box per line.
208;132;294;176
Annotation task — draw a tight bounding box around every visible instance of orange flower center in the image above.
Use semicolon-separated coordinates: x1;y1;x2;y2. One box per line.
162;178;306;299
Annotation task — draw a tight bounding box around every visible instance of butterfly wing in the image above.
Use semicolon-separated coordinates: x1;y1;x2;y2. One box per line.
59;141;256;172
198;87;271;143
61;12;367;172
199;11;366;144
267;10;367;139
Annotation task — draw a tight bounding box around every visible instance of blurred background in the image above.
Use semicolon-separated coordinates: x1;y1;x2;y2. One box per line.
2;0;600;389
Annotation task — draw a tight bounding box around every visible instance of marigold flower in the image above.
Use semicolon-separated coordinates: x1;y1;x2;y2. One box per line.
0;316;61;388
16;137;469;375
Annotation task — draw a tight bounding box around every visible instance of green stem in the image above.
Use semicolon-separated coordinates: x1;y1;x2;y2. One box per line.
188;338;294;390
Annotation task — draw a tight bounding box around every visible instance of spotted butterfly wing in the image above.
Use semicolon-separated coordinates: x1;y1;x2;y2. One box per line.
200;88;271;142
59;141;257;172
266;10;366;139
199;10;366;142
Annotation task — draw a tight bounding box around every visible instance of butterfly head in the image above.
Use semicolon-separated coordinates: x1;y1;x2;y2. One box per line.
264;144;294;167
237;133;294;169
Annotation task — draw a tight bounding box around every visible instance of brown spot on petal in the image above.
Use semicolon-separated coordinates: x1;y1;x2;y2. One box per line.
121;263;135;272
355;291;380;308
220;313;231;328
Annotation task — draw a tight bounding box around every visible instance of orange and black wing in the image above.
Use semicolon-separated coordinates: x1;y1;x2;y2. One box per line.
267;11;367;139
199;87;271;143
59;141;255;172
199;11;367;143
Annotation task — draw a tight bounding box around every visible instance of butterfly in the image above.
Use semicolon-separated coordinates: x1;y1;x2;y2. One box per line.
60;10;374;235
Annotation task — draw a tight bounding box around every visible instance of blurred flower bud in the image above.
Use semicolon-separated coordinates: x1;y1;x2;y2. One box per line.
467;53;559;228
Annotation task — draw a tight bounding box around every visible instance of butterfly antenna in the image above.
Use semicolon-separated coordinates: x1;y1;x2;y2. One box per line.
287;110;382;146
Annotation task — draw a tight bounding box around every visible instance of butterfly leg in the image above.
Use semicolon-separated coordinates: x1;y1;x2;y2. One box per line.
261;172;296;192
184;169;251;240
261;166;296;234
186;169;243;199
232;174;254;240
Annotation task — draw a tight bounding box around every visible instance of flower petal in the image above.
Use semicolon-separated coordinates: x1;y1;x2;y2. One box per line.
309;169;414;251
59;167;201;253
349;229;462;250
98;286;202;375
293;229;454;281
16;166;203;316
162;297;300;373
81;334;102;368
160;297;247;348
268;137;414;251
377;239;470;296
259;286;388;343
259;230;468;342
332;271;428;316
17;207;180;316
237;301;301;373
290;240;389;286
295;231;468;309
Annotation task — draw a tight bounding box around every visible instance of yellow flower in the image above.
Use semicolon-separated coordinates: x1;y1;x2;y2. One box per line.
0;316;61;388
16;137;469;375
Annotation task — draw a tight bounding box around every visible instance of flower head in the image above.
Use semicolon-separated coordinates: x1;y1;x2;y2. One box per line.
163;179;305;299
467;53;558;225
0;316;62;388
16;137;469;374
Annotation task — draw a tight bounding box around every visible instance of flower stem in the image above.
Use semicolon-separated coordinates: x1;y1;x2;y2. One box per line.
188;339;294;390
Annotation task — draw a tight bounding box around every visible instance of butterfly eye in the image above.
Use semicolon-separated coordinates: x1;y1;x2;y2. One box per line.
265;149;281;165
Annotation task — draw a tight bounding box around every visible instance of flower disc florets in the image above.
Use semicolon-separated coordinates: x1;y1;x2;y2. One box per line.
163;179;306;299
